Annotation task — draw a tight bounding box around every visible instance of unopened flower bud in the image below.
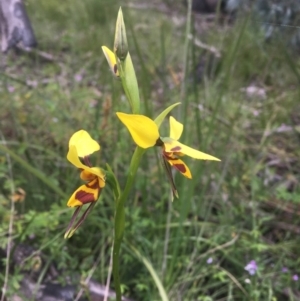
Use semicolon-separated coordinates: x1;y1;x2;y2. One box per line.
114;7;128;61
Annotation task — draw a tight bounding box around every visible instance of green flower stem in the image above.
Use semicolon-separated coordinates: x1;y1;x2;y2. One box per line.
113;146;145;301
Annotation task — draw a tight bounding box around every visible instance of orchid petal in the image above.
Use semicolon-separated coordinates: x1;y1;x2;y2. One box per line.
67;146;105;180
67;178;101;207
67;145;88;170
66;202;96;238
169;116;183;140
116;112;159;148
64;203;96;239
69;130;100;157
64;206;82;239
165;155;192;179
80;169;96;181
102;46;119;77
80;168;105;186
163;138;220;161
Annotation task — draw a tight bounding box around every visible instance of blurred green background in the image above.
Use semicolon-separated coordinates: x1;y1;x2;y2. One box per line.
1;0;300;300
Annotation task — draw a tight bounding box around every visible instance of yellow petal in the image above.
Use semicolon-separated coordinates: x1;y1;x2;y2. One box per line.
165;155;192;179
67;146;105;180
163;138;220;161
67;178;101;207
80;169;96;181
69;130;100;157
80;169;106;187
169;116;183;140
102;46;120;77
116;112;160;148
67;145;88;169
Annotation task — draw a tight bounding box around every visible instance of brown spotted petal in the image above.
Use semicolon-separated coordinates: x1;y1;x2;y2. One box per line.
164;152;192;179
67;178;102;207
101;46;120;78
162;138;220;161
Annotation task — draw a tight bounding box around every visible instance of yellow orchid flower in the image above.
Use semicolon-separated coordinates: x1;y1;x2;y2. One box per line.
65;130;105;238
116;112;220;196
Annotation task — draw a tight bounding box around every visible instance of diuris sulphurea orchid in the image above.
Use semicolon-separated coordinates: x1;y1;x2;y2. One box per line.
116;112;220;197
64;130;105;239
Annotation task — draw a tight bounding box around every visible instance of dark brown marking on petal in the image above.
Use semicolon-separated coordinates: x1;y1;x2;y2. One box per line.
114;64;118;74
170;146;181;152
173;163;186;173
75;190;96;204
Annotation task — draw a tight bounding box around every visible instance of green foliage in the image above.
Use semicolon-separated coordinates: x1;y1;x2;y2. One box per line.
1;0;300;300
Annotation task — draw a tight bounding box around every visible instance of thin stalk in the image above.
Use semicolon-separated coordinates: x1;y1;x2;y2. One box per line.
112;146;145;301
0;135;15;301
161;190;172;277
179;0;192;123
128;243;169;301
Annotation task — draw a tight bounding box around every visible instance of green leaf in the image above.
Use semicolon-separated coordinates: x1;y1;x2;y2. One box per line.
121;52;140;114
0;144;67;198
128;243;169;301
154;102;181;128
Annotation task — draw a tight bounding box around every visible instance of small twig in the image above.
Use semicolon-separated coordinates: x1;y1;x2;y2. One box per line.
74;250;103;301
189;34;221;57
17;45;58;62
74;239;113;301
124;2;170;14
196;234;239;260
218;266;248;296
0;72;28;86
0;133;16;301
